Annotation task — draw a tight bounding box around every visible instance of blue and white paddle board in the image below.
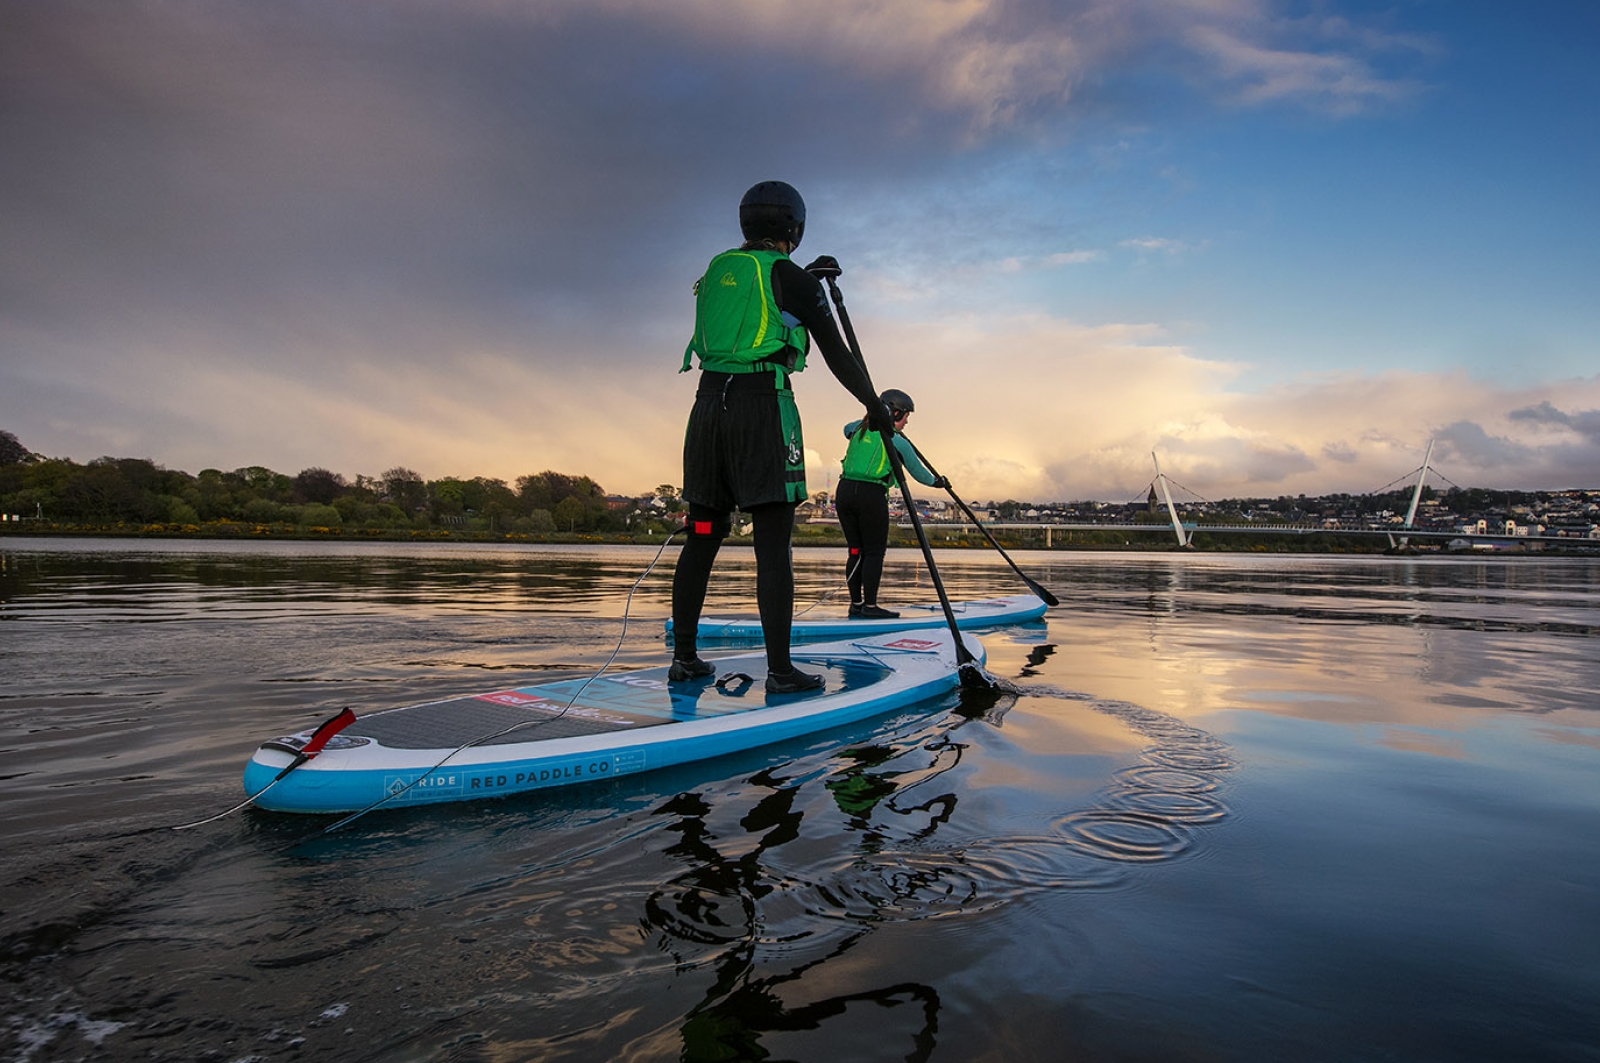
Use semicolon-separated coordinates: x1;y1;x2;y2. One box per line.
243;629;986;814
669;592;1048;640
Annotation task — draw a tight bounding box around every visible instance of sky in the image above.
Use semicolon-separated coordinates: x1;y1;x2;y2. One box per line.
3;0;1598;504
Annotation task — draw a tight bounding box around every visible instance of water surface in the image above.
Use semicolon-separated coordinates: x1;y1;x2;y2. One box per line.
2;540;1597;1061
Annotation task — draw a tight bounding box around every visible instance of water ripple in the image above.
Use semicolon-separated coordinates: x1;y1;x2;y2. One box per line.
1113;764;1222;794
1106;790;1230;824
701;686;1242;939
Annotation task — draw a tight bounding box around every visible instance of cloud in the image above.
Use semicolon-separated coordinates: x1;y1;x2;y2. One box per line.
808;309;1600;501
11;279;1599;502
1045;250;1106;266
1;2;1432;331
1509;401;1600;443
1120;236;1194;255
542;0;1433;126
1428;420;1529;472
999;249;1105;272
0;1;1489;503
1321;441;1360;464
1183;16;1430;116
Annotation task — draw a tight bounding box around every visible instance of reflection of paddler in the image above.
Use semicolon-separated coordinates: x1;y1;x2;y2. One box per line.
647;773;946;1059
826;738;965;829
679;953;942;1063
826;745;903;821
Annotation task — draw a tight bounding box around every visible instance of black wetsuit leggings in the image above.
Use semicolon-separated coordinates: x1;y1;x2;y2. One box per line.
835;477;889;607
671;501;797;674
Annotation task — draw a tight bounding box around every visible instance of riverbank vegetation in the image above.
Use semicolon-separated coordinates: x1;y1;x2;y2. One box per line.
4;430;1594;553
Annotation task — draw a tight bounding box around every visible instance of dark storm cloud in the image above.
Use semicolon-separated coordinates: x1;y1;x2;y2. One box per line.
0;0;1024;371
1509;401;1600;444
1431;416;1600;489
5;0;1102;478
1;1;753;363
2;0;1433;367
1433;420;1532;469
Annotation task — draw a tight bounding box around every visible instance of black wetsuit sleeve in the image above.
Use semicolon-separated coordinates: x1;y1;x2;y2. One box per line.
770;258;879;411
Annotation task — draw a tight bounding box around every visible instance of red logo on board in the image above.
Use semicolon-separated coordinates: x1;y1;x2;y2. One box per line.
477;691;552;707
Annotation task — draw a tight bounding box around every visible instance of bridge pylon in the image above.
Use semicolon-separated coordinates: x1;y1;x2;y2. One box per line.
1389;439;1437;551
1151;452;1193;548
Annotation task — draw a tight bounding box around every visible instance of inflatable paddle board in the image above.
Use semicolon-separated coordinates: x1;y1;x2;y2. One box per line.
243;629;986;814
669;592;1048;640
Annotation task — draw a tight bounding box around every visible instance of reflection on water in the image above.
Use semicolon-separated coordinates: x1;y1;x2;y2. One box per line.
2;540;1599;1062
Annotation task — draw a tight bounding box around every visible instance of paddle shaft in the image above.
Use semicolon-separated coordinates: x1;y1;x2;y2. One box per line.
823;276;980;674
900;438;1060;607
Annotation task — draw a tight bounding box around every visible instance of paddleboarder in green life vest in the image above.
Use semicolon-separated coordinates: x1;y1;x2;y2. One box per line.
836;389;947;619
671;180;894;694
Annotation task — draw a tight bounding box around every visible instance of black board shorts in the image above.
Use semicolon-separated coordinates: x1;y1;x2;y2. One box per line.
682;370;808;512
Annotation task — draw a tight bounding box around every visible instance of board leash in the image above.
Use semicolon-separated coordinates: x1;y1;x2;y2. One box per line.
320;527;684;834
794;575;853;618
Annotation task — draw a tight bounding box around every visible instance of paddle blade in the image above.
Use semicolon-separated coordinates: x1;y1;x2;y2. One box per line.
1026;579;1060;607
958;662;1000;691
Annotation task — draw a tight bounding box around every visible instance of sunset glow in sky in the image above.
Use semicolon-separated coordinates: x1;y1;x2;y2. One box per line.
4;1;1597;502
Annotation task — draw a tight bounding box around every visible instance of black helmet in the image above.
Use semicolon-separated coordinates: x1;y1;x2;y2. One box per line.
739;181;805;248
880;389;914;415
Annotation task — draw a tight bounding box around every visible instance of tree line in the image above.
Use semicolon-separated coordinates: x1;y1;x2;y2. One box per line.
0;430;669;535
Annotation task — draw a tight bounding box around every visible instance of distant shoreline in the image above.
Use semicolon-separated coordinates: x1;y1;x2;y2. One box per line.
5;522;1594;556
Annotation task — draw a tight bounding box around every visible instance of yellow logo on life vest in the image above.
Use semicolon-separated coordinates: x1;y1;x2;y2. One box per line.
719;271;739;287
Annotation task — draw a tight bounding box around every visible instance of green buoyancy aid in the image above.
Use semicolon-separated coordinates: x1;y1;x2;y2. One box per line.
681;249;809;375
840;423;893;486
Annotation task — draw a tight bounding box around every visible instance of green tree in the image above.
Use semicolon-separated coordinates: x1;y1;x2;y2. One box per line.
520;509;555;533
1;457;76;519
293;467;346;504
465;477;518;530
298;503;342;527
383;467;427;515
554;495;586;532
239;466;291;501
428;478;467;520
192;469;240;520
0;430;35;466
517;471;573;513
57;457;184;522
242;498;285;523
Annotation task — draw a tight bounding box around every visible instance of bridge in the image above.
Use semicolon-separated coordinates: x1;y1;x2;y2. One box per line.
892;442;1599;550
906;520;1597;549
